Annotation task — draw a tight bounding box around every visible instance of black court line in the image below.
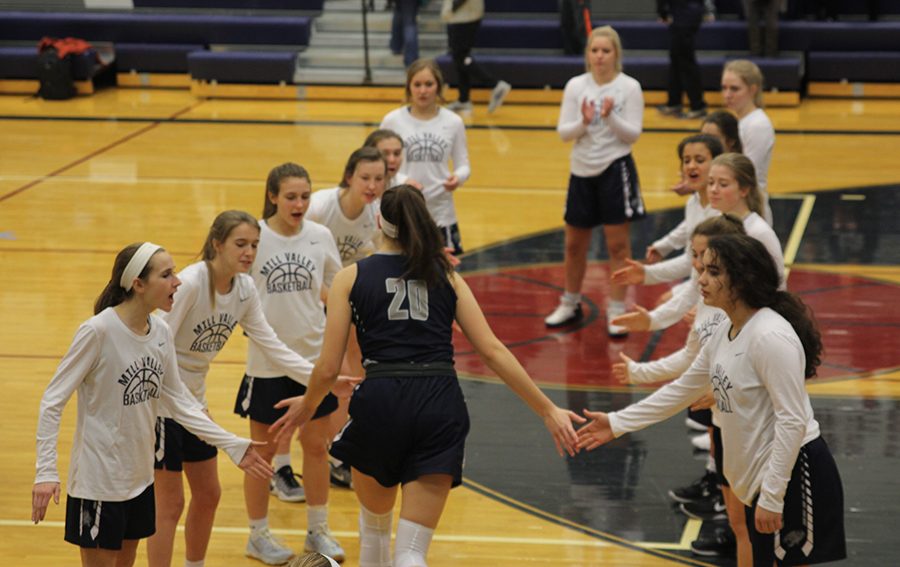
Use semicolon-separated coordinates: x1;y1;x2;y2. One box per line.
0;102;203;204
4;113;900;136
460;479;714;567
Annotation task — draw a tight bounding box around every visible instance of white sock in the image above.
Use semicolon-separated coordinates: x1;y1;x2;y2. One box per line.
393;518;433;567
608;299;626;313
185;561;204;567
562;291;581;305
359;505;392;567
249;517;268;534
307;504;328;533
273;453;291;471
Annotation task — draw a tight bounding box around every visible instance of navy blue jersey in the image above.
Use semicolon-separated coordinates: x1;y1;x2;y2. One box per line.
349;253;457;364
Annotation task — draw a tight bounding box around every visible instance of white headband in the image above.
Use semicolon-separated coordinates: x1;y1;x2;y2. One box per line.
120;242;162;291
380;216;399;239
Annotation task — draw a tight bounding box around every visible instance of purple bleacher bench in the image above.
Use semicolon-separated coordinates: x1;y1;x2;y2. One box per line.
808;51;900;82
188;50;297;84
436;53;802;91
133;0;324;10
0;11;311;46
0;45;101;80
116;44;204;73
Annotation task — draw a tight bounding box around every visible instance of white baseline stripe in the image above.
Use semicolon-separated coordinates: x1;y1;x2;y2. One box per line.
0;519;691;550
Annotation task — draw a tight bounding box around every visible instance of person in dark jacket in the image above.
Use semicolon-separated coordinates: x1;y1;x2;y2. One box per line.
657;0;713;119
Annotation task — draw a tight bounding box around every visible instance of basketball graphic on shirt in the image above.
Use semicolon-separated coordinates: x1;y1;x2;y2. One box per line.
191;313;238;353
118;355;163;406
338;234;365;262
406;132;448;163
711;363;734;413
260;253;316;293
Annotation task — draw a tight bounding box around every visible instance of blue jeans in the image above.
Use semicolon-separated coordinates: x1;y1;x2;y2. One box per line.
390;0;419;67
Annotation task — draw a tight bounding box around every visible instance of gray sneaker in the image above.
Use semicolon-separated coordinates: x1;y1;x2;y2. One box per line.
246;527;294;565
270;465;306;503
488;80;512;114
305;527;346;563
446;100;473;112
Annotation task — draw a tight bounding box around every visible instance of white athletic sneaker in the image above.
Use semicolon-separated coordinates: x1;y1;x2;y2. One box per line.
270;465;306;502
544;300;583;328
488;80;512;114
446;100;473;112
305;527;346;563
607;304;628;338
246;527;294;565
692;432;711;451
685;417;708;432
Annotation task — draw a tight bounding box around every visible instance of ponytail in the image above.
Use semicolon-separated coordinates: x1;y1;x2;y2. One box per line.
769;291;823;378
94;243;162;314
379;185;452;287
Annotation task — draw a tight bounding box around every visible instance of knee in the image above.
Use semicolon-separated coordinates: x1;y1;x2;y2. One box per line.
301;434;330;460
157;492;186;524
564;236;590;257
192;483;221;510
606;239;630;260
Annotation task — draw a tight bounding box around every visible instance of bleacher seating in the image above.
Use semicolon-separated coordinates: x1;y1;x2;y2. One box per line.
188;50;297;84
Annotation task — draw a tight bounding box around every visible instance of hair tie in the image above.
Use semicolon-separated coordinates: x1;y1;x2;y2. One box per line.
380;216;399;239
120;242;162;291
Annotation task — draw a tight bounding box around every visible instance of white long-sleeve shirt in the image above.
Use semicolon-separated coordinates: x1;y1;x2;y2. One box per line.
557;72;643;177
645;194;717;284
246;220;342;378
307;187;381;267
380;107;471;228
628;301;727;384
162;261;316;403
610;308;820;513
740;108;775;224
35;308;251;501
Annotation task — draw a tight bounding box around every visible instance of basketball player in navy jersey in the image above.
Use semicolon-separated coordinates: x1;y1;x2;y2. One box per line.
269;185;583;567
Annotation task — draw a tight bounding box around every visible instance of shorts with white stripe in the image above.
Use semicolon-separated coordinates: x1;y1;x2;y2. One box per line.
745;436;846;566
564;154;646;228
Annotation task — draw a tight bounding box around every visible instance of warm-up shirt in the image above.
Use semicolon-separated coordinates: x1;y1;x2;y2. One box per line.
35;308;251;501
308;187;381;267
557;72;644;177
645;193;718;284
162;261;316;403
740;108;775;224
380;107;471;228
245;220;342;377
609;308;821;513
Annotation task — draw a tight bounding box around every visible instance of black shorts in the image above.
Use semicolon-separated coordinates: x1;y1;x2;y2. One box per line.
712;425;728;487
153;417;218;472
234;375;338;425
438;223;463;256
564;154;646;228
689;407;712;427
744;436;846;566
330;374;470;488
64;484;155;549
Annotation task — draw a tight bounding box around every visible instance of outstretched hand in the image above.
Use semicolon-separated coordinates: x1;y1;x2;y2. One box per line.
269;395;313;443
611;351;635;384
239;444;274;481
543;406;586;457
576;410;615;451
611;305;651;332
610;258;646;285
31;481;60;524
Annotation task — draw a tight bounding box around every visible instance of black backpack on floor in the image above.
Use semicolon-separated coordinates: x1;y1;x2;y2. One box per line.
37;46;76;100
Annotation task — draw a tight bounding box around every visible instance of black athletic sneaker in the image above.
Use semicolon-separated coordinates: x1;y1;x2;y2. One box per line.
680;491;727;521
690;519;737;557
668;470;719;503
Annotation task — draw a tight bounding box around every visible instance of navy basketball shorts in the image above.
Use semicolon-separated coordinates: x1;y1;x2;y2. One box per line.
564;154;646;228
64;484;155;549
153;417;218;471
745;436;846;566
712;425;729;487
234;375;338;425
331;375;470;488
438;223;464;256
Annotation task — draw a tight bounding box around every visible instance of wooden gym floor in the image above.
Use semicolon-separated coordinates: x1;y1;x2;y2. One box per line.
0;88;898;566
